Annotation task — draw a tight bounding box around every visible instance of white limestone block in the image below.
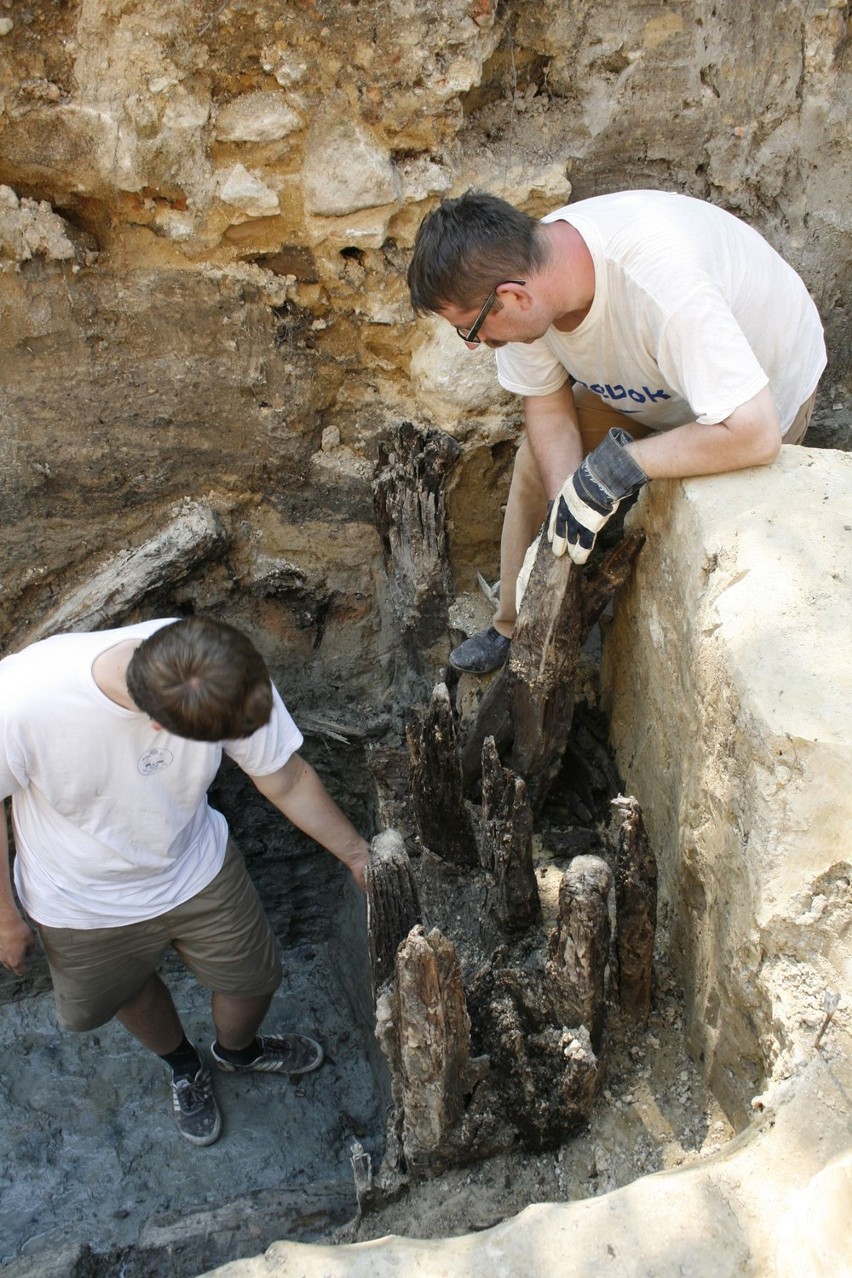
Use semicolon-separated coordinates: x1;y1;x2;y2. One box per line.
410;315;510;430
302;113;399;216
214;91;302;142
217;164;280;217
601;446;852;1109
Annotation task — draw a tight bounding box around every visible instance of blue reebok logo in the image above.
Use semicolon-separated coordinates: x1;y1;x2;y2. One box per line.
575;379;672;411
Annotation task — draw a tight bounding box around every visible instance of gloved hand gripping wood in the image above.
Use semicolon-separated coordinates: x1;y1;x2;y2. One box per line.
547;427;649;563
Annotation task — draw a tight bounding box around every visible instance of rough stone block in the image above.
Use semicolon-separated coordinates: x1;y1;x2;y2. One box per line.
601;446;852;1121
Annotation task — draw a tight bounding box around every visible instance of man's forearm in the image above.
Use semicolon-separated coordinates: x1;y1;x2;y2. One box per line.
0;800;35;974
252;755;369;887
625;387;782;480
524;384;584;496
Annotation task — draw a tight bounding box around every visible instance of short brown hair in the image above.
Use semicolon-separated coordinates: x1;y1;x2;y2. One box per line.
407;189;547;314
126;617;273;741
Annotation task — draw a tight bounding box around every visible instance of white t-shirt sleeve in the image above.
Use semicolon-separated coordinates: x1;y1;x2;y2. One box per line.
223;684;304;776
0;749;22;800
655;287;770;427
0;684;27;799
496;339;571;397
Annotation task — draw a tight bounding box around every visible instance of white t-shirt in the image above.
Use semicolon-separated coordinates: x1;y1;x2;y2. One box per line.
0;620;303;928
496;191;826;434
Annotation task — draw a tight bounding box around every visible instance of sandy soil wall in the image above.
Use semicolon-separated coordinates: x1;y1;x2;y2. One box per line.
0;0;849;708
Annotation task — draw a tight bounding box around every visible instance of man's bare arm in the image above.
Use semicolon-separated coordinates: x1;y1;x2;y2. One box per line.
0;799;35;975
625;386;782;480
250;754;369;891
523;383;584;497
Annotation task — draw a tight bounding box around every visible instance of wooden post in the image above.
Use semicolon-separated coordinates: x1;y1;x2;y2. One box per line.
461;531;645;810
611;794;657;1025
364;829;421;1001
546;854;613;1051
21;501;227;644
373;422;460;680
480;736;540;931
391;925;476;1174
406;683;477;866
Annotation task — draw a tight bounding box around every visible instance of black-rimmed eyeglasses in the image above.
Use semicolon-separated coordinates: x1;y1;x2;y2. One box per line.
455;279;526;344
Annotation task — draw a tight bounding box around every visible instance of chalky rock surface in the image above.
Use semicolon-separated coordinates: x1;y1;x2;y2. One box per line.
603;447;852;1125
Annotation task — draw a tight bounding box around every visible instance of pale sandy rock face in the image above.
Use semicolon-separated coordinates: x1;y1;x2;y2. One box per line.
409;317;511;432
302;111;400;217
601;448;852;1121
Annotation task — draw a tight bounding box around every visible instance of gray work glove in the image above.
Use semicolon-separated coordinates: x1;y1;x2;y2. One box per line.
547;428;649;564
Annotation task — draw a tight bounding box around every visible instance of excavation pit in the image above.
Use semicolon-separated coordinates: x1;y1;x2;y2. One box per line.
2;691;733;1277
1;451;850;1278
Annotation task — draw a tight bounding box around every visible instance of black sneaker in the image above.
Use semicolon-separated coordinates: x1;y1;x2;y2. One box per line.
210;1033;324;1076
450;626;511;673
171;1059;222;1146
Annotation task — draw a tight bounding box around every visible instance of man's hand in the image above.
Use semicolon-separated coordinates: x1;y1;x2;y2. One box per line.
548;427;648;563
346;847;369;893
0;908;35;976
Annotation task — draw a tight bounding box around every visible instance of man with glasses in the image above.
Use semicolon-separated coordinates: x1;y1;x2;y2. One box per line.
407;188;826;673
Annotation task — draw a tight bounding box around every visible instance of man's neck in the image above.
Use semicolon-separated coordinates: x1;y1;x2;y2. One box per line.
91;639;140;710
543;219;596;332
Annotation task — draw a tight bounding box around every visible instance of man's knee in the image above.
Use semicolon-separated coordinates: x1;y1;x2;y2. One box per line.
55;1002;117;1034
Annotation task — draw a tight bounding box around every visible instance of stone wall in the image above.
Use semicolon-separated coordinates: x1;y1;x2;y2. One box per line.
1;0;850;708
601;447;852;1124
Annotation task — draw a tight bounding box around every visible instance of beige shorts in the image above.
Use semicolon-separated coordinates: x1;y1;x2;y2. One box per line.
37;840;283;1032
574;383;817;450
781;389;817;444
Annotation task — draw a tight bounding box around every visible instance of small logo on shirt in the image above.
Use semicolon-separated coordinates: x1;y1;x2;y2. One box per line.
138;747;174;776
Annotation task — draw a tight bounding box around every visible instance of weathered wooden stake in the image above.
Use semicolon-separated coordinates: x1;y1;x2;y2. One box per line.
21;501;227;644
546;854;613;1051
364;829;421;1001
373;422;460;681
611;794;657;1025
462;531;645;810
406;682;477;866
480;736;540;931
390;925;482;1174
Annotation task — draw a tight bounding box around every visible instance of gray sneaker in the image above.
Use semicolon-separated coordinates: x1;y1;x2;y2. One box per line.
210;1033;324;1076
171;1058;222;1147
450;626;511;673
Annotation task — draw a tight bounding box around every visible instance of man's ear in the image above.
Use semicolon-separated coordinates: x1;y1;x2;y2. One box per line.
498;280;532;309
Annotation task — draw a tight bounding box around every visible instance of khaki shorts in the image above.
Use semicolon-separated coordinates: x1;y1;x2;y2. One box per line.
38;840;283;1032
574;383;817;450
781;389;817;444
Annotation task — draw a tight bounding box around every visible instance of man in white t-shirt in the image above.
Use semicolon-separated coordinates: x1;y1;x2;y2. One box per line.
408;189;827;672
0;616;370;1146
